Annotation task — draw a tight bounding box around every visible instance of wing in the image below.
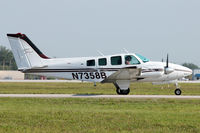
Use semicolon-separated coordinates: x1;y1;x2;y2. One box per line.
101;66;142;83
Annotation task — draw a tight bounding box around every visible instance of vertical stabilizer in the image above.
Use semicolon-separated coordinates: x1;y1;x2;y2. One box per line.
7;33;50;70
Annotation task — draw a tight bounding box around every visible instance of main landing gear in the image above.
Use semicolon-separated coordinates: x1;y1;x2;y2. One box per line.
114;80;130;95
174;82;181;95
116;87;130;95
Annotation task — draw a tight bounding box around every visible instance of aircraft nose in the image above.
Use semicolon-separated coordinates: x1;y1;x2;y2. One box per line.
183;66;193;76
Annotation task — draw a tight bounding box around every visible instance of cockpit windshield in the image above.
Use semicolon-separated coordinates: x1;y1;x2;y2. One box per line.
135;53;150;63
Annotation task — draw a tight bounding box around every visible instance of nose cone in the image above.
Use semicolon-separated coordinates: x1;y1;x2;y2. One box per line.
183;66;193;76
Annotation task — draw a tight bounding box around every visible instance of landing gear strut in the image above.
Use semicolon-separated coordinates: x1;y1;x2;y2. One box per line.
174;82;181;95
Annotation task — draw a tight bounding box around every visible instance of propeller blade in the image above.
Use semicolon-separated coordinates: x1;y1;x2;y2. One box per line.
164;54;174;74
166;54;169;68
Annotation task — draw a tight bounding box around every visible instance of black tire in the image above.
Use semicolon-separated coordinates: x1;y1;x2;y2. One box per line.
124;88;130;95
175;89;181;95
116;88;130;95
116;87;121;95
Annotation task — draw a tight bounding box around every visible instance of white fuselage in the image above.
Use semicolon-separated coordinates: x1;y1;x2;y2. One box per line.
23;53;192;83
7;33;193;95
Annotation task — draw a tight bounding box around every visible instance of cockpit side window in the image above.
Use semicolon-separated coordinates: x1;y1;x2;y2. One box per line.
125;55;140;65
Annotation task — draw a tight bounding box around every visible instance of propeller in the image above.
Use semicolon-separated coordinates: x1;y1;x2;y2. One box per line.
166;54;168;68
164;54;174;74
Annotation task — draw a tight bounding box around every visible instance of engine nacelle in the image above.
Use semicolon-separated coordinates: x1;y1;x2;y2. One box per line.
141;71;163;78
164;67;174;74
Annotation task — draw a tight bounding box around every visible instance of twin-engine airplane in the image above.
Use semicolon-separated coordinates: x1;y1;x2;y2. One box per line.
7;33;192;95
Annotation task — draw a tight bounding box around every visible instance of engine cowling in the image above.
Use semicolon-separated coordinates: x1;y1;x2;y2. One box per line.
164;67;174;74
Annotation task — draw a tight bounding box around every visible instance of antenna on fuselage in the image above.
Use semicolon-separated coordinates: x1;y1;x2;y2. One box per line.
123;48;129;54
97;50;104;56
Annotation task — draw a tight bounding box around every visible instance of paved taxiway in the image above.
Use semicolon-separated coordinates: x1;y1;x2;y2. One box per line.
0;94;200;99
1;80;200;83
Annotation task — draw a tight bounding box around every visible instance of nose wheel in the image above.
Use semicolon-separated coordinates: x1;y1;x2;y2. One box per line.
174;82;182;95
174;88;181;95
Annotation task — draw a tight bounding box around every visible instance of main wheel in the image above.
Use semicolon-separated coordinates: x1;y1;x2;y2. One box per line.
175;89;181;95
116;88;130;95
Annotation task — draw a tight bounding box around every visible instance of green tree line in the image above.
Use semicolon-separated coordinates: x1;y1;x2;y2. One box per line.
0;46;17;70
182;63;199;70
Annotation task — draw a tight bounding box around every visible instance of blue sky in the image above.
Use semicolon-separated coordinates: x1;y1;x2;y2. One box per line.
1;0;200;65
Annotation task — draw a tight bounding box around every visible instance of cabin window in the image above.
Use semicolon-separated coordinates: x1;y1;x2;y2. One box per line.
125;55;140;65
111;56;122;65
98;58;107;66
87;60;95;66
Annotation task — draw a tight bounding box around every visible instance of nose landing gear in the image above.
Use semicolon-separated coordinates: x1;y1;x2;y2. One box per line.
174;82;182;95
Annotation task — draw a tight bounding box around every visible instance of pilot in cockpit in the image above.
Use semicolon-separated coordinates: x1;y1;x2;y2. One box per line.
125;55;132;65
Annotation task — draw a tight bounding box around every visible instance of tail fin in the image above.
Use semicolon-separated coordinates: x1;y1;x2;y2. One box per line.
7;33;50;70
